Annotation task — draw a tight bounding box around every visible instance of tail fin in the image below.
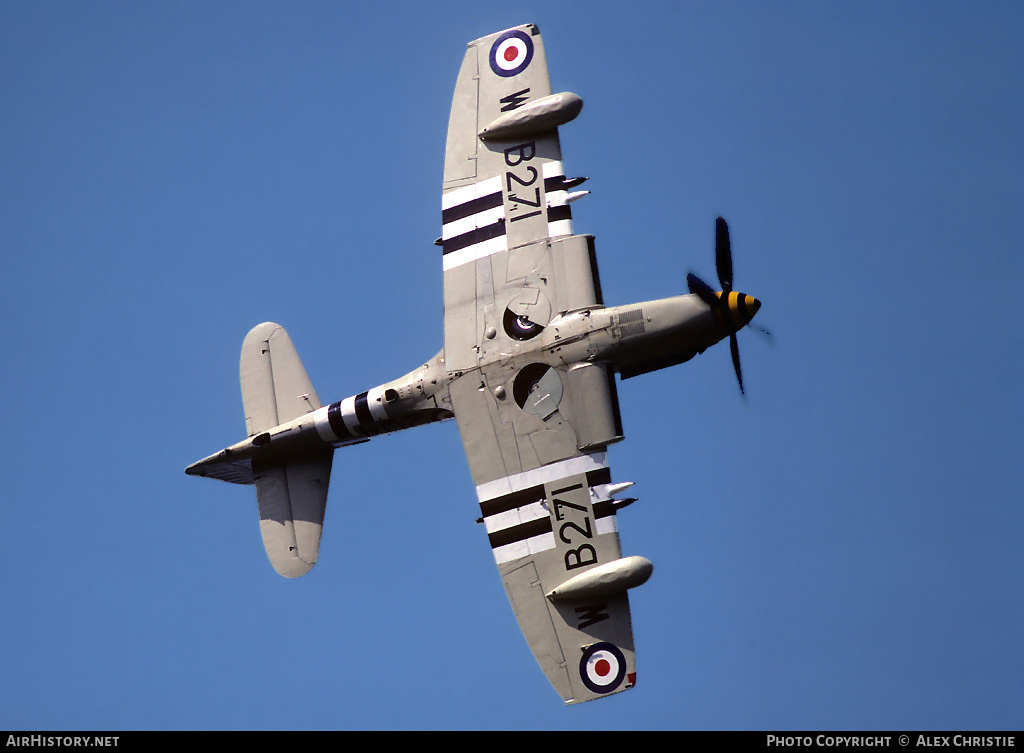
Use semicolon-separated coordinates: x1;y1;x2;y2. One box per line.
241;323;332;578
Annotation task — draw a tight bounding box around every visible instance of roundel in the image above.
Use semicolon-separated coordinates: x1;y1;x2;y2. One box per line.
579;642;627;694
489;29;534;77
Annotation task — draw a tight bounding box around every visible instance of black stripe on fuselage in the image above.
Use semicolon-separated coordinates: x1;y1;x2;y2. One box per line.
327;402;353;440
354;392;373;426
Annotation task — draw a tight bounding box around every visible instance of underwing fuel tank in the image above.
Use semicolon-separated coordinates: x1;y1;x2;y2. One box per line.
478;91;583;141
545;556;653;600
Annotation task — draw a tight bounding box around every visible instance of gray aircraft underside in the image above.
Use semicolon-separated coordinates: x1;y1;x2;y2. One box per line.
187;24;760;705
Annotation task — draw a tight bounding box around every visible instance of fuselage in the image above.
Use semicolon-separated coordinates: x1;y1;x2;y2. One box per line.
187;289;757;478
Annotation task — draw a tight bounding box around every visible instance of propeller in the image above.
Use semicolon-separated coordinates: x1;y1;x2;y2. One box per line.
687;217;760;395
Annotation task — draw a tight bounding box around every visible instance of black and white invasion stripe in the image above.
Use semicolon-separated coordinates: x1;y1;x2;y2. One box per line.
441;161;576;272
476;452;620;565
312;387;392;445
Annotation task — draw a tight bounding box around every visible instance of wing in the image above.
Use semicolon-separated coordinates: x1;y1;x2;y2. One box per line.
442;26;648;704
476;450;654;704
442;24;597;375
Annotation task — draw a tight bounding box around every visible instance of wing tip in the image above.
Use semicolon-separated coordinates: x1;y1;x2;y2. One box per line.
469;22;539;48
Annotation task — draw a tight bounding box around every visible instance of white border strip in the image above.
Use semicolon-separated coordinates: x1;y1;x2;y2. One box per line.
493;532;556;564
441;235;507;272
442;176;502;210
476;451;608;503
366;386;389;422
340;396;360;435
483;499;548;536
313;405;334;443
441;206;504;240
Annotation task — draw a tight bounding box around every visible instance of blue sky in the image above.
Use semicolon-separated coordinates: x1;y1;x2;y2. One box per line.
2;1;1021;731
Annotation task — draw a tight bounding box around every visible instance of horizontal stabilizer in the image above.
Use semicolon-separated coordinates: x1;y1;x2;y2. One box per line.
188;321;334;577
241;322;322;437
255;451;333;578
186;323;323;485
185;449;254;484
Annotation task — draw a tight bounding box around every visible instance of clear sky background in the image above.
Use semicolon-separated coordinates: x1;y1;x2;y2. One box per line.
2;1;1021;732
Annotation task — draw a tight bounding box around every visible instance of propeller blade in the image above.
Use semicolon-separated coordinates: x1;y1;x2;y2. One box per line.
730;332;744;395
695;216;756;395
687;272;718;306
715;216;733;293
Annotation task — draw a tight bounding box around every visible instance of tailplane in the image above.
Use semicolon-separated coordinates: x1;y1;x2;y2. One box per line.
187;322;333;577
253;449;332;578
241;322;322;435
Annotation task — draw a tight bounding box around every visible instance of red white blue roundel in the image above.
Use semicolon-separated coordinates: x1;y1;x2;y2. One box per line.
579;642;627;694
489;30;534;77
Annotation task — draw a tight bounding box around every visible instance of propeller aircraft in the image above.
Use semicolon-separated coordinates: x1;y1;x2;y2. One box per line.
186;24;761;704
